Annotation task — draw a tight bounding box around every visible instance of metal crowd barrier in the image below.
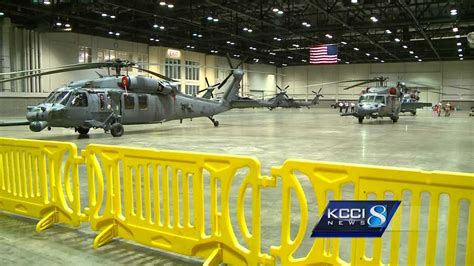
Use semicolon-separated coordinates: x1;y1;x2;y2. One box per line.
0;137;472;265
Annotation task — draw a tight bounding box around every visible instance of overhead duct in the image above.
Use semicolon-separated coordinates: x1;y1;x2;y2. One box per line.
468;32;474;48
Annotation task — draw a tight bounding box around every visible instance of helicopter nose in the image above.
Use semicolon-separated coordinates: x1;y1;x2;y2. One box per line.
26;108;49;122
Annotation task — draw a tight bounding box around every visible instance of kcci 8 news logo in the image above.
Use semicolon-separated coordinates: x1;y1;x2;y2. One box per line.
311;200;401;238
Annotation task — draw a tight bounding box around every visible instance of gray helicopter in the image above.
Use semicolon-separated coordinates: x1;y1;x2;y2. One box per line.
340;77;434;123
0;57;245;137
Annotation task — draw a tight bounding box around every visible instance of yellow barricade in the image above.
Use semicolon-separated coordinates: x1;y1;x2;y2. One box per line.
82;144;275;265
0;137;85;231
270;160;474;266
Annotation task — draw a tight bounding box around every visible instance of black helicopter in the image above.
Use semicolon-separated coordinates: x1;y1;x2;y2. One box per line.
0;56;245;137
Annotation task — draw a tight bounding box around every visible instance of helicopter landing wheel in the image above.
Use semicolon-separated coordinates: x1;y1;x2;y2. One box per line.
110;123;124;137
76;127;90;135
411;111;417;116
213;120;219;127
358;117;364;124
391;116;399;123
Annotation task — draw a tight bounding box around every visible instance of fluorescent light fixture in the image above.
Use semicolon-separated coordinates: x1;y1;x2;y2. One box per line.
277;10;284;15
282;63;287;66
302;22;307;26
409;51;414;54
155;39;159;42
292;44;299;48
460;58;464;61
450;9;457;15
0;12;4;16
153;24;158;28
65;23;70;27
353;47;359;51
288;56;293;59
272;8;279;12
301;59;307;62
345;61;350;64
110;15;116;19
380;60;385;63
402;45;408;49
207;16;213;20
341;41;347;45
394;38;400;42
269;61;275;64
365;53;370;56
455;34;461;38
458;48;462;52
108;31;113;35
243;27;248;31
374;57;379;60
160;1;166;6
55;22;62;26
101;13;107;17
325;34;333;38
115;32;120;36
305;23;311;27
150;38;154;41
453;27;458;32
168;4;174;8
370;16;378;22
414;55;419;58
457;42;461;46
213;18;218;22
351;0;357;3
385;29;392;34
418;59;422;62
159;26;165;30
248;29;253;32
459;54;463;57
44;0;51;4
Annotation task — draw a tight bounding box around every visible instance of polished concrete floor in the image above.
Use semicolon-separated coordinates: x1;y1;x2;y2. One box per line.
0;108;473;265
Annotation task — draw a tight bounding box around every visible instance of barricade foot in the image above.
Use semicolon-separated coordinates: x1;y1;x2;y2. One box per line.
203;247;222;266
93;222;117;249
36;209;58;232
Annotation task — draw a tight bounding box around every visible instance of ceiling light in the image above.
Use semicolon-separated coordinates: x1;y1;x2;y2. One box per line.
64;28;72;31
450;9;457;15
213;18;219;22
253;58;259;62
460;58;464;61
305;23;311;27
341;41;347;45
370;16;378;22
325;34;333;39
160;1;166;6
453;27;458;32
351;0;357;3
269;61;275;64
380;60;385;63
198;34;202;37
402;45;408;49
101;13;107;17
337;59;341;61
288;56;293;59
167;4;174;8
108;31;113;35
282;63;287;66
115;32;120;36
43;0;51;4
272;8;279;12
153;24;158;28
301;59;307;62
394;38;400;42
365;53;370;56
353;47;359;51
457;42;461;46
110;15;116;19
385;29;392;34
150;38;154;41
234;54;240;57
159;26;165;30
374;57;379;60
0;12;4;16
269;52;276;55
459;54;463;57
65;23;70;27
458;48;462;52
418;59;422;62
243;27;248;31
455;34;461;38
414;55;418;58
248;29;253;33
277;10;284;15
207;16;213;20
345;61;350;64
292;44;299;48
409;51;414;54
155;39;159;42
302;22;307;26
55;22;62;26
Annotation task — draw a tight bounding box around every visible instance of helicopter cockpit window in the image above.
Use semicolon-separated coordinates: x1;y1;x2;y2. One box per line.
124;94;135;109
71;92;88;107
138;95;148;110
45;91;71;105
375;96;385;104
358;95;375;103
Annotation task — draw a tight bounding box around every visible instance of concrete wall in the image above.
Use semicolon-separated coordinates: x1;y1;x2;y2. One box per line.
282;61;474;104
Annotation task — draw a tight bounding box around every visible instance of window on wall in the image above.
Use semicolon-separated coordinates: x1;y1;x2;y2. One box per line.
165;58;181;79
78;46;92;63
185;60;199;80
185;85;199;95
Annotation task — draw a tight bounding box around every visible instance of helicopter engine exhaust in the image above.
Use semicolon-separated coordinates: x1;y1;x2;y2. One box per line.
29;121;49;132
127;76;177;95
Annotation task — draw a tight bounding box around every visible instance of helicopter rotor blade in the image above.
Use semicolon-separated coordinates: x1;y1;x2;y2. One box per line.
217;72;233;89
131;66;176;82
205;77;210;87
284;85;290;91
0;62;98;76
276;85;282;91
343;80;378;90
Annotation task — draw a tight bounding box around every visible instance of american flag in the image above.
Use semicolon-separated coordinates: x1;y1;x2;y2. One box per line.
310;44;338;64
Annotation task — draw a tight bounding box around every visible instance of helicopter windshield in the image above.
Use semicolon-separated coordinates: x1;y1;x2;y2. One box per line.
358;95;375;103
44;91;71;104
375;96;385;104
